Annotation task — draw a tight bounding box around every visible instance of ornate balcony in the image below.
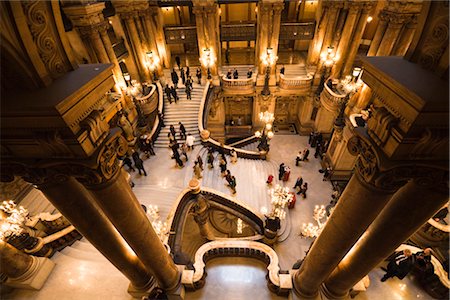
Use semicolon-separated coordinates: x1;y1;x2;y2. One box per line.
279;22;315;40
221;22;256;41
135;84;158;116
221;76;255;94
164;26;197;44
279;74;312;95
320;80;347;112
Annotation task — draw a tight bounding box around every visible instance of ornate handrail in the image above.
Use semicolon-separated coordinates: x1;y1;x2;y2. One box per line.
147;82;164;143
227;135;258;148
134;84;157;115
182;240;292;293
320;81;347;112
164;25;197;44
279;73;312;93
165;186;265;254
198;83;267;160
221;76;255;94
279;22;315;40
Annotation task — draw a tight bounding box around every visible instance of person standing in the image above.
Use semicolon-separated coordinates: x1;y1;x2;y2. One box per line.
181;143;188;161
171;69;179;88
278;163;285;180
308;131;314;145
300;182;308;198
381;249;415;282
282;165;291;182
233;68;238;79
170;125;176;138
303;148;310;161
175;56;181;70
219;155;227;176
186;133;195;150
185;85;192;100
186;76;194;91
123;155;135;172
197;155;204;170
247;68;253;79
229;176;237;194
165;84;172;104
158;112;165;127
207;149;214;168
293;176;303;193
132;150;147;176
179;122;186;140
186;66;190;78
170;86;179;103
181;67;186;85
193;161;202;179
226;70;232;79
225;48;230;64
172;147;184;168
230;149;238;164
280;65;285;75
314;142;322;158
196;67;202;84
295;151;302;166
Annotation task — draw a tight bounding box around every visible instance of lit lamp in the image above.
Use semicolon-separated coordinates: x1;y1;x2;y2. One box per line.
146;51;159;81
123;72;131;86
255;111;274;152
199;48;214;80
317;46;338;95
261;47;278;96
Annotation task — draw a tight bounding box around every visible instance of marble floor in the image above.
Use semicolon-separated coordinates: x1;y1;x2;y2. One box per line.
6;135;433;300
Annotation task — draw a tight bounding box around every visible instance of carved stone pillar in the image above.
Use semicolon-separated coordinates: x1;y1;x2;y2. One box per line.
392;16;418;56
292;135;406;298
341;7;372;76
319;3;341;58
376;18;404;56
119;11;151;82
79;133;181;293
141;9;164;77
0;240;55;290
307;6;329;65
367;17;388;56
35;175;156;295
88;28;110;64
323;173;449;298
332;5;360;77
99;23;127;89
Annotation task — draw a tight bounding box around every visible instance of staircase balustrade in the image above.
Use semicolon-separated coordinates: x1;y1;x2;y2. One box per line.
221;76;255;94
279;73;313;94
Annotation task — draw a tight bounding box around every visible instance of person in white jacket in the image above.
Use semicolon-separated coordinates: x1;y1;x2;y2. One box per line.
186;133;195;150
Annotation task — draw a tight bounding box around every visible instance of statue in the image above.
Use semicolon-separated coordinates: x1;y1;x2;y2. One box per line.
117;111;134;142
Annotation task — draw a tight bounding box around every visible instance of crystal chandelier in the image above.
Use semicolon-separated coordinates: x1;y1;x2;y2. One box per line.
0;200;29;241
300;205;328;238
268;185;293;220
145;204;168;241
259;111;275;124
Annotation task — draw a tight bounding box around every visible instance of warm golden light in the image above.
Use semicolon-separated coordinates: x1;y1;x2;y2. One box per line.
366;16;373;23
260;48;278;66
255;130;261;138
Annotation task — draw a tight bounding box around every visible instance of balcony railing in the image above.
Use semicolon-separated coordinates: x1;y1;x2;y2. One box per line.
112;38;128;59
221;76;255;94
164;26;197;44
221;22;256;41
279;22;315;40
135;84;158;116
279;73;312;94
320;80;347;111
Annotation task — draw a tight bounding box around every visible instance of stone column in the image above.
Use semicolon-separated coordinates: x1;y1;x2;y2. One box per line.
332;6;359;78
341;7;371;76
36;175;155;295
367;16;388;56
331;8;348;49
292;136;406;298
121;12;151;82
376;21;403;56
0;240;55;290
392;16;418;56
99;22;127;88
206;4;221;72
319;3;341;58
89;28;110;64
141;10;164;77
307;6;329;65
149;5;171;68
83;168;181;292
323;174;449;298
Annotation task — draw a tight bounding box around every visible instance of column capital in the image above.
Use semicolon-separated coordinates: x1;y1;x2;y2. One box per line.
62;2;106;27
348;132;449;193
380;11;415;26
78;21;109;38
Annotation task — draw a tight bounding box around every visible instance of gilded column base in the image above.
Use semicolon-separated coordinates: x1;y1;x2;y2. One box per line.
292;279;320;300
127;277;158;298
5;256;55;290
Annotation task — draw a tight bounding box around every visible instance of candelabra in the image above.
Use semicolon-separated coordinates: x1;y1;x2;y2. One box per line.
146;50;159;81
300;205;328;238
261;48;278;96
0;200;28;241
255;111;275;152
316;46;338;96
200;48;215;80
268;185;293;221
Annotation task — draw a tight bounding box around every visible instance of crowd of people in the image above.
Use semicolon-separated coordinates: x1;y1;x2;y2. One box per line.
225;68;254;80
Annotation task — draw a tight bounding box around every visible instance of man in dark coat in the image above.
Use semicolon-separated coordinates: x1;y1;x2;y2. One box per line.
278;163;285;180
132;150;147;176
179;122;186;140
171;69;179;88
175;56;181;70
170;125;176;138
381;249;415;282
181;67;186;85
303;148;310;161
170;86;178;103
233;68;238;79
165;84;172;104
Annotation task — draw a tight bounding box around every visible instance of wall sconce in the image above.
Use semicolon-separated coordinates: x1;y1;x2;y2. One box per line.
366;16;373;23
146;51;159;81
320;46;338;68
199;48;215;79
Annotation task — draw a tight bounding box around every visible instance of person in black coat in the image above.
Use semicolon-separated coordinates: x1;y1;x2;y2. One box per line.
186;66;190;77
175;56;181;70
303;148;310;161
179;122;186;140
233;68;238;79
381;249;415;282
293;176;303;192
158;112;165;127
247;68;253;79
165;84;172;104
280;65;285;75
170;86;178;103
171;69;179;88
181;68;186;85
123;156;135;172
196;67;202;84
131;150;147;176
170;125;176;138
278;163;285;180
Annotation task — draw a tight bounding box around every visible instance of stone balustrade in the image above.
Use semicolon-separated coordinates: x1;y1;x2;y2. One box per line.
134;84;157;116
320;82;347;112
221;76;255;94
279;73;312;94
181;239;292;295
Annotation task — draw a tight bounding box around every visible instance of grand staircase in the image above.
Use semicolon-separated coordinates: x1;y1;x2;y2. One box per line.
154;69;204;148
